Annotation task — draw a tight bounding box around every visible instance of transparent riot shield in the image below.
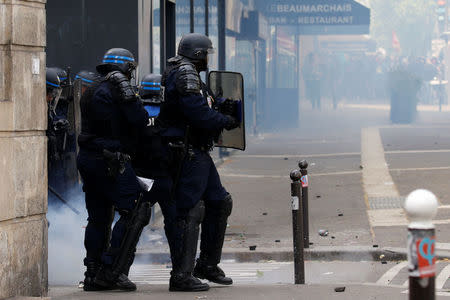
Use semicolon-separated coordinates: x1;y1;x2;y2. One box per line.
68;78;83;185
72;78;83;154
209;71;246;150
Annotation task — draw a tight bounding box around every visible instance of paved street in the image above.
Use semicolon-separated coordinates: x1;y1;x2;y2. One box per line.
128;259;450;290
49;284;413;300
217;103;450;251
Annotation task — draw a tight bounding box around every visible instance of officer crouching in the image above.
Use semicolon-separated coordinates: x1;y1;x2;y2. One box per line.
157;33;240;292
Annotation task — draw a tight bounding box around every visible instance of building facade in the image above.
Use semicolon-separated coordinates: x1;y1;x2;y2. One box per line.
0;0;48;297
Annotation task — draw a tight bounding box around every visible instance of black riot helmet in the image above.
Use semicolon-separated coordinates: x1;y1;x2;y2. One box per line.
46;68;62;110
177;33;214;71
46;68;61;94
139;73;163;104
75;70;101;88
96;48;137;78
50;67;69;86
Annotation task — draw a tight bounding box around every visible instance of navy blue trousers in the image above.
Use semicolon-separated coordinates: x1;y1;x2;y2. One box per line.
77;149;141;266
175;150;228;212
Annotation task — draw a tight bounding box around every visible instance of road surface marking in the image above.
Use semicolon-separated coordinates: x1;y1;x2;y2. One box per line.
436;264;450;289
219;173;286;179
386;149;450;154
437;206;450;210
232;152;360;159
130;262;290;285
437;243;450;250
343;103;450;112
376;261;408;285
391;166;450;172
367;209;408;227
361;127;399;199
219;170;362;179
232;149;450;160
402;290;450;297
361;127;406;227
432;219;450;225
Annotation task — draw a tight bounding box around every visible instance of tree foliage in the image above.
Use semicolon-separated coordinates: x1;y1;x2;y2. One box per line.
370;0;436;56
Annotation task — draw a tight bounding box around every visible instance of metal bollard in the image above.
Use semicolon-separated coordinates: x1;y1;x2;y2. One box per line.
299;160;309;248
404;189;438;300
290;169;305;284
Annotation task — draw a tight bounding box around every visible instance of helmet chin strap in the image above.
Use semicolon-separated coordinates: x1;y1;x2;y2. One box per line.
194;60;208;73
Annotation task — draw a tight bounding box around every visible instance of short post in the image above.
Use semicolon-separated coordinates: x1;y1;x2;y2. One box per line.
299;160;309;248
404;189;438;300
290;169;305;284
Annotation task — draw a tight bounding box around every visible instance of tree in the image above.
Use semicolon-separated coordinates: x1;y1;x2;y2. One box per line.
370;0;436;57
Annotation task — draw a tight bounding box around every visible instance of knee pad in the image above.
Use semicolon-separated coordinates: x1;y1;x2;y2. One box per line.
222;194;233;217
116;208;132;224
187;200;205;224
136;201;152;227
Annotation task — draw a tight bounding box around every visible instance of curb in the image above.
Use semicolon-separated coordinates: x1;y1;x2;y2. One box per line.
135;246;450;264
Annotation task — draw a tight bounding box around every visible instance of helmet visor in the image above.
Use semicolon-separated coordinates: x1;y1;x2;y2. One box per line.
207;48;216;67
49;87;62;112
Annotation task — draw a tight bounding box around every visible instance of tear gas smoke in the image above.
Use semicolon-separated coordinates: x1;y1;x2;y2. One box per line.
47;187;86;285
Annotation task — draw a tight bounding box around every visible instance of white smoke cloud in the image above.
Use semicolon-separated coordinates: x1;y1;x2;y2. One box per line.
47;187;87;286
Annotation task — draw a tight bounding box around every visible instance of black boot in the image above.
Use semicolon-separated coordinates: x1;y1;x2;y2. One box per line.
83;261;112;291
169;272;210;292
94;265;137;291
196;195;233;285
169;201;209;292
193;260;232;285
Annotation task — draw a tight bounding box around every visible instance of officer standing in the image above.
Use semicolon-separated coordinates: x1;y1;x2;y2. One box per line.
75;71;101;97
157;33;240;292
130;73;177;276
77;48;149;291
46;67;62;165
74;70;114;291
47;67;77;198
46;68;69;207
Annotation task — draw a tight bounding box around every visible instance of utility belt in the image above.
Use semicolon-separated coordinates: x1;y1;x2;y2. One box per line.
102;149;131;179
79;133;131;179
165;136;212;152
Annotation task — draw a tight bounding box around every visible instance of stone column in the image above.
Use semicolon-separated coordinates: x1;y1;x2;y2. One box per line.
0;0;48;298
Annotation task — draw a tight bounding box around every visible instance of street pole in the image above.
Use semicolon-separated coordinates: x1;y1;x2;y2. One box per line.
217;0;227;159
205;0;209;36
299;160;309;248
190;0;194;33
290;169;305;284
404;189;438;300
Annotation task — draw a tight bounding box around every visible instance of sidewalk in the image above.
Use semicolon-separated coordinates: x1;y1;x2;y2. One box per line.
49;283;414;300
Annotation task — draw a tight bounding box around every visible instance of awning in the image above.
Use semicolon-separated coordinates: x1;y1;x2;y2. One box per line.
260;0;370;35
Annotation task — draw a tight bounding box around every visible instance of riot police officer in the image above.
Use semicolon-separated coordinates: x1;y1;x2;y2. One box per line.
76;70;101;96
130;73;177;276
73;70;114;291
46;68;70;207
46;68;62;163
77;48;149;291
157;33;239;292
49;67;71;119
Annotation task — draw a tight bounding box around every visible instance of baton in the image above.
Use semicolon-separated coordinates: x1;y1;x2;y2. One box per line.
48;185;80;215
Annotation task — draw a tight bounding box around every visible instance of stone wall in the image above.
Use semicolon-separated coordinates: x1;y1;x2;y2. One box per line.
0;0;48;298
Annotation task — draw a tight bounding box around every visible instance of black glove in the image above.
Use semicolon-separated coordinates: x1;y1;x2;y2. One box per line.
224;115;240;131
53;119;70;133
103;149;131;179
219;98;237;116
217;98;237;116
